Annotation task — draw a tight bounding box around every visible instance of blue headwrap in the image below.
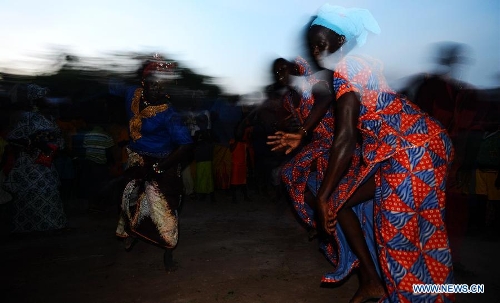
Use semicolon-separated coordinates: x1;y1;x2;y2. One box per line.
311;4;381;47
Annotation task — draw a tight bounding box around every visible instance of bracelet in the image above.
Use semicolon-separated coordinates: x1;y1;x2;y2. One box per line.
299;126;308;137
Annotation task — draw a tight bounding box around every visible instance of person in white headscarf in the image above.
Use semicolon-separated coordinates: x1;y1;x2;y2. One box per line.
269;4;455;303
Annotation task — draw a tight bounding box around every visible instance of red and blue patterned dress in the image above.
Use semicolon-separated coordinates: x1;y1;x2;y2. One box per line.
281;57;381;286
283;55;455;303
281;56;335;228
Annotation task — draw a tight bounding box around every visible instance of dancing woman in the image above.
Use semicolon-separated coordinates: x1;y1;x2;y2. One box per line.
269;5;454;302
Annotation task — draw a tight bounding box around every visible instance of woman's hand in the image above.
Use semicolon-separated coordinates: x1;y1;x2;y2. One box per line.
315;197;336;236
267;131;303;155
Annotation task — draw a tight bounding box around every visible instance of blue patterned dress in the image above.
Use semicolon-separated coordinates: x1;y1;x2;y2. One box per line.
280;57;380;285
330;55;454;303
4;111;67;232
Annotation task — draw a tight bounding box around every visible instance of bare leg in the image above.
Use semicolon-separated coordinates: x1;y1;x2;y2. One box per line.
337;175;386;303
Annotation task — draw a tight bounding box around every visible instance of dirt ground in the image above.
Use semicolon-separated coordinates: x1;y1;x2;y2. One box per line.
1;189;499;303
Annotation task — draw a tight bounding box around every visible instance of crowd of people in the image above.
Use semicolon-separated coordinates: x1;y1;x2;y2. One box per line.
0;3;499;303
0;55;287;272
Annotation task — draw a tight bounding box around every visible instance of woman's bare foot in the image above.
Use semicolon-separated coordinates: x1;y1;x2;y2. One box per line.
349;278;386;303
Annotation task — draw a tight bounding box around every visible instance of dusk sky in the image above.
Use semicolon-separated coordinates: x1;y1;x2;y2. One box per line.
1;0;499;94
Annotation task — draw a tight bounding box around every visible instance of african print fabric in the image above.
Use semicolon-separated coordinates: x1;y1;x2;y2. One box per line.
280;57;380;282
4;112;66;232
115;149;181;248
330;55;455;302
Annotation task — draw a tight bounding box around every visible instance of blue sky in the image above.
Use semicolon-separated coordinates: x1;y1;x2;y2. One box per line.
0;0;499;94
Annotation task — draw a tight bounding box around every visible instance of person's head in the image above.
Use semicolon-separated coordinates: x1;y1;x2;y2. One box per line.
272;58;300;88
307;25;347;68
432;42;474;78
25;84;57;111
142;76;173;104
141;54;179;103
307;4;380;70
